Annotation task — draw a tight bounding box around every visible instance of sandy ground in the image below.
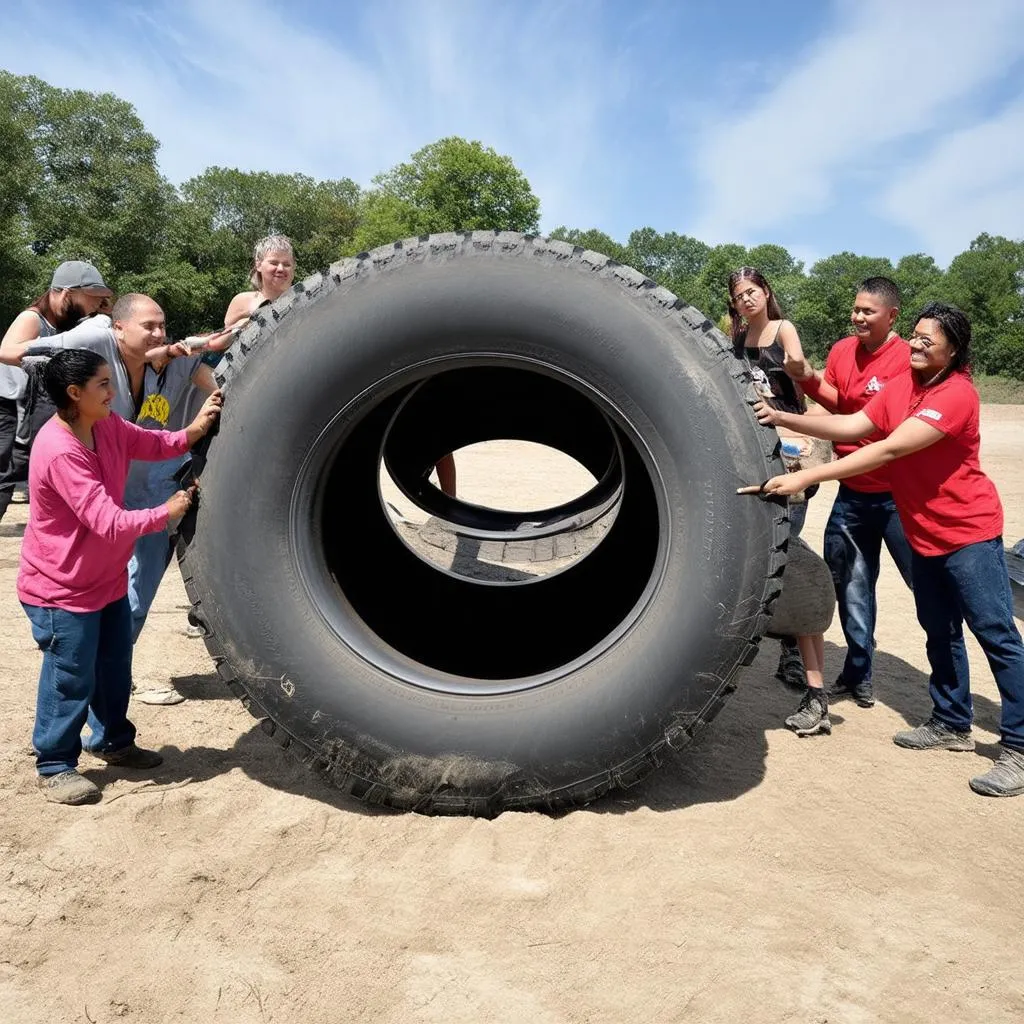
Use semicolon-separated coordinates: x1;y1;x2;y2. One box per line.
2;408;1023;1024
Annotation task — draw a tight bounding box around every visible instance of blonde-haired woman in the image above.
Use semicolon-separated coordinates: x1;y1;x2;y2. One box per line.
223;235;458;496
224;234;296;328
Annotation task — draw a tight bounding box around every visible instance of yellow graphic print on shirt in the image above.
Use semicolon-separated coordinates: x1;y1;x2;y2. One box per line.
138;393;170;426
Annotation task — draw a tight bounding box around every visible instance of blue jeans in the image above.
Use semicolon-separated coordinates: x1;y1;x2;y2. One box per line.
124;459;184;642
824;485;913;685
24;597;137;776
127;529;174;643
911;538;1024;750
789;499;808;540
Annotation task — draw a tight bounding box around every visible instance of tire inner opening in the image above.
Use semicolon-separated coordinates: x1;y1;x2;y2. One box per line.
318;365;662;681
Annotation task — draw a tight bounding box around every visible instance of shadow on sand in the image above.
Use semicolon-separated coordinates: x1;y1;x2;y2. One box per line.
100;639;1008;818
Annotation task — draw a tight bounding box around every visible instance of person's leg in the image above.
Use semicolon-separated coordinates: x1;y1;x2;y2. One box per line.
83;596;138;755
946;540;1024;743
893;551;975;751
774;499;811;689
785;634;830;736
880;495;914;589
0;440;28;523
435;454;457;497
127;528;174;643
824;488;884;703
24;602;105;802
0;398;17;522
788;499;808;539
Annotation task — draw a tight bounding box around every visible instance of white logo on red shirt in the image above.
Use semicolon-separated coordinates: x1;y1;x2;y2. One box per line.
917;408;942;421
865;376;882;394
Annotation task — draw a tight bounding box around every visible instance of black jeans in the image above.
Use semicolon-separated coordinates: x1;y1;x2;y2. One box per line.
0;382;56;522
0;397;23;523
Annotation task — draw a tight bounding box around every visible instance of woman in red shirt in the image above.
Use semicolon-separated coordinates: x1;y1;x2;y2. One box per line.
743;303;1024;798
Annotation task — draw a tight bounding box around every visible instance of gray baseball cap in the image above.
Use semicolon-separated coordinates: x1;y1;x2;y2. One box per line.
50;260;113;295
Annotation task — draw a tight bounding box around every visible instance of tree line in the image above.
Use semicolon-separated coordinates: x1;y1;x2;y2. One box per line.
2;71;1022;377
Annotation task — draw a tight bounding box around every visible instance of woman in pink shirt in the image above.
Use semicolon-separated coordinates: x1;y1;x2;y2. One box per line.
20;349;222;805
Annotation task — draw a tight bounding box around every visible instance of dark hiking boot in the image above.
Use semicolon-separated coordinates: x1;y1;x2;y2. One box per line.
969;747;1024;797
38;770;101;805
893;718;974;752
785;687;831;737
775;639;807;691
828;676;875;708
90;744;164;769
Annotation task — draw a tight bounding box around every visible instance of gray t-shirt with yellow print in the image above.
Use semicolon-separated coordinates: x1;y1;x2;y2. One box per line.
24;315;201;504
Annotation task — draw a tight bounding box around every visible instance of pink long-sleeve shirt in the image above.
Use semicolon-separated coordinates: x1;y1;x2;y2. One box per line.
18;414;190;613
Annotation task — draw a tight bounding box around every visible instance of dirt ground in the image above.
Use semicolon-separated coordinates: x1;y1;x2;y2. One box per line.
2;408;1023;1024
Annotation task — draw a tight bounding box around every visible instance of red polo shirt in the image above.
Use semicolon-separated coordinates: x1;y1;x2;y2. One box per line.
863;371;1003;556
804;334;910;493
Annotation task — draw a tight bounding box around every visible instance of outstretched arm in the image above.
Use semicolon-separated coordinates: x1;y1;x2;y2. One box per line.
0;311;43;363
797;369;841;413
740;417;945;497
753;402;876;443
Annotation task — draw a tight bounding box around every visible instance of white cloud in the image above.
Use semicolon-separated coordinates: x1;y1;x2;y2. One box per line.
882;100;1024;263
691;0;1024;248
0;0;628;230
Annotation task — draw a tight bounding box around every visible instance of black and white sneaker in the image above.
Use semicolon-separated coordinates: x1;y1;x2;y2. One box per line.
828;675;875;708
785;687;831;737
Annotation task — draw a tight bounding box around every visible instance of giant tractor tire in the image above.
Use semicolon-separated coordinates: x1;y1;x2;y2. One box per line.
176;231;788;816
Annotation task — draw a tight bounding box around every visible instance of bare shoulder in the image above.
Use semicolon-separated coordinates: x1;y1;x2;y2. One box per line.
224;291;259;327
2;309;43;343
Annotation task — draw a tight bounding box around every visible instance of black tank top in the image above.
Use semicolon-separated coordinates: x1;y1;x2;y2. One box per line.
739;322;806;414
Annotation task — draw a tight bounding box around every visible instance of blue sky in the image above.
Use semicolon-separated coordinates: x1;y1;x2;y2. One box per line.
4;0;1023;268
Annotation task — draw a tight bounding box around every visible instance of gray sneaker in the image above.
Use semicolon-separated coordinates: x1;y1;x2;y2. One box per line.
893;718;974;752
38;770;101;805
785;687;831;737
969;747;1024;797
828;676;875;708
90;744;164;769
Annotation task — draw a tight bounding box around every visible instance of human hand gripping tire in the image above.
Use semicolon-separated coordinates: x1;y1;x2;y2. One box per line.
737;470;812;498
146;325;240;362
166;484;197;520
186;389;223;446
751;400;783;427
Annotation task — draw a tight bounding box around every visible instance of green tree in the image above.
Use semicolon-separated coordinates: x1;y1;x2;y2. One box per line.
944;233;1024;377
793;252;896;361
893;253;945;333
350;137;540;252
743;243;805;319
548;226;629;262
146;167;361;335
689;243;749;323
624;229;711;302
6;73;175;293
0;73;37;326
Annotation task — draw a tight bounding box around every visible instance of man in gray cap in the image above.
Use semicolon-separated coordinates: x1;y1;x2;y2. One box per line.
1;292;235;703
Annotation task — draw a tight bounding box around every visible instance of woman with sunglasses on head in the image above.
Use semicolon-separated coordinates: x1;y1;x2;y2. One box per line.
0;261;113;523
728;267;826;701
743;303;1024;797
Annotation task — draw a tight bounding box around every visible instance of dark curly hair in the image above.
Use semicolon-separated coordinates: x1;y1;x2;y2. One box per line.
914;302;972;374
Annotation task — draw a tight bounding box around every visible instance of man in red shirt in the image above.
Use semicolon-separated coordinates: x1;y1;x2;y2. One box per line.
786;278;914;709
744;303;1024;797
